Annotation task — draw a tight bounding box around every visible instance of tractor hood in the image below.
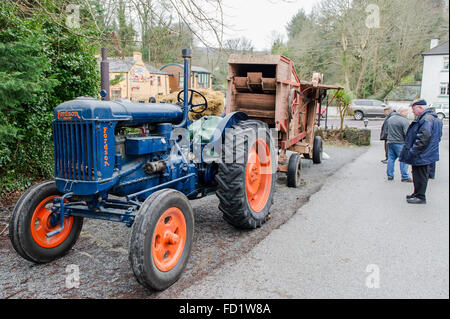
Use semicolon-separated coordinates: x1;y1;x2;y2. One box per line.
54;97;184;125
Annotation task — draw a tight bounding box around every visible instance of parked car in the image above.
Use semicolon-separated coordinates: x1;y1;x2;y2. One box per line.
349;99;387;120
431;102;449;120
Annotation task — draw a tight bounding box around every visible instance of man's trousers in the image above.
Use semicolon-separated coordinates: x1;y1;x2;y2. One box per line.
411;165;431;200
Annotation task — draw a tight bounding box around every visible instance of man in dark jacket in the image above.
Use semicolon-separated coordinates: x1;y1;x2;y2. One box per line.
399;99;443;204
380;106;394;164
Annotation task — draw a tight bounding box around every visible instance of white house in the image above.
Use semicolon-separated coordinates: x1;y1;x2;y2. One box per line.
420;39;449;106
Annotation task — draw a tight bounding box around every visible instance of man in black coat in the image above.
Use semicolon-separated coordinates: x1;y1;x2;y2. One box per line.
399;99;443;204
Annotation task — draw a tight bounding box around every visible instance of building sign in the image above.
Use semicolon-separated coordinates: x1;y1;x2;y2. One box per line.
131;66;147;83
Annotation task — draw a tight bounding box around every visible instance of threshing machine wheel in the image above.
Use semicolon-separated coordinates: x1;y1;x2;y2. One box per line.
312;136;323;164
9;181;83;263
216;120;276;229
129;189;194;291
287;153;302;188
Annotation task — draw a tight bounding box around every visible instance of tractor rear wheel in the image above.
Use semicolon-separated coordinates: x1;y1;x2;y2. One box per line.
129;189;194;291
9;181;83;263
216;120;276;229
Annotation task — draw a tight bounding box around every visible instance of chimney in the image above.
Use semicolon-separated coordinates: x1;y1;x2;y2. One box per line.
133;51;143;63
430;38;440;49
100;48;110;101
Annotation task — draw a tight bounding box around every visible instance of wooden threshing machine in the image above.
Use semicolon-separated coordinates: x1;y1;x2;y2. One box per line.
226;54;342;188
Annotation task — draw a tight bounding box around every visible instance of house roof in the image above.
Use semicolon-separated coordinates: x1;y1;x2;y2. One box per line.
423;41;449;56
386;83;421;101
97;57;168;75
145;64;169;75
160;63;211;74
103;57;135;73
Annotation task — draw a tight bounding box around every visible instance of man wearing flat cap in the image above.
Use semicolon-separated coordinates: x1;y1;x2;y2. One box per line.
399;99;443;204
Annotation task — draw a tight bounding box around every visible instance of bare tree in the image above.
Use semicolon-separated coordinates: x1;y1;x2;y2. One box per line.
224;37;254;54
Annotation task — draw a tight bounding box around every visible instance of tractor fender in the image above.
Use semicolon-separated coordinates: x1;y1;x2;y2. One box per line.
209;112;249;144
188;112;248;164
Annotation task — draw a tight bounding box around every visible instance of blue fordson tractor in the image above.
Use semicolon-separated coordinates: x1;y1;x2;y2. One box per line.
9;49;276;291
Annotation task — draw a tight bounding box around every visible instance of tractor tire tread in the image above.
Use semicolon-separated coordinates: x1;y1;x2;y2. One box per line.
129;189;194;291
216;120;275;229
9;181;83;264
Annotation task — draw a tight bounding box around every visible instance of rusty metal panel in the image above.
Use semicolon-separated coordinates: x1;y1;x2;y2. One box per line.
235;93;275;110
234;77;249;93
262;78;276;92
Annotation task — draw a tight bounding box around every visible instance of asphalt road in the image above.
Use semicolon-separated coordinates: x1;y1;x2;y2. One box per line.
169;139;449;299
0;144;367;299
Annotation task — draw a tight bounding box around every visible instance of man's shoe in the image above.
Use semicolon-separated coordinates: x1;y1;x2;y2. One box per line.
401;178;413;183
387;176;394;181
406;194;415;200
407;197;427;204
381;159;388;164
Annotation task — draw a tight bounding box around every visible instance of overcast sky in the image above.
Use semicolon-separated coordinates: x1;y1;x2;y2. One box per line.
221;0;319;51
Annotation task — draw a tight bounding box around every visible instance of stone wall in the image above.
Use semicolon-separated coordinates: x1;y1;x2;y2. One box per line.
317;127;371;146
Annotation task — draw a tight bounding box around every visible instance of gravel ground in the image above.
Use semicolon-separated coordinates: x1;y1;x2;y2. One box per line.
0;144;368;299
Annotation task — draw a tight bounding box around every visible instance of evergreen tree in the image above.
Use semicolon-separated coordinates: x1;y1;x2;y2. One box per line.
0;1;100;193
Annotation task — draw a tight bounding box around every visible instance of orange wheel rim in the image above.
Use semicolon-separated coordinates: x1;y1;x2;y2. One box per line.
30;195;74;248
246;138;272;213
152;207;187;272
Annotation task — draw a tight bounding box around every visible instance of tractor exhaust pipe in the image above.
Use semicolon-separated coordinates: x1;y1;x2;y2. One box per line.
182;48;191;119
100;48;110;101
176;48;192;128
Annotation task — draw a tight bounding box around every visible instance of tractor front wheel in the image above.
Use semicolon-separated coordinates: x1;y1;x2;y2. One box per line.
129;189;194;291
216;120;276;229
9;181;83;263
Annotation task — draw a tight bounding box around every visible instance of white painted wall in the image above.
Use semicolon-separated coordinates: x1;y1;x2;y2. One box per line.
421;54;449;105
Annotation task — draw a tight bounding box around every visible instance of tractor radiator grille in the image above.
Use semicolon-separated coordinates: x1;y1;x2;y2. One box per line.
53;121;98;181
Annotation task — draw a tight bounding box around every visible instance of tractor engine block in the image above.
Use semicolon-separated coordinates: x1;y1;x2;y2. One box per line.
52;97;196;201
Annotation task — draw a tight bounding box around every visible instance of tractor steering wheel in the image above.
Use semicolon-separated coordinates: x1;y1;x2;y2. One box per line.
177;89;208;114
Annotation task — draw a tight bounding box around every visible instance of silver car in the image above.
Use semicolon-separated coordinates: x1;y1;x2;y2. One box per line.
349;99;387;120
432;103;449;120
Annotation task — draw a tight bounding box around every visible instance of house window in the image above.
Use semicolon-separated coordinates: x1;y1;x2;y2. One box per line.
179;73;184;88
440;83;449;96
197;73;210;89
444;57;449;70
112;89;121;100
158;76;161;86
